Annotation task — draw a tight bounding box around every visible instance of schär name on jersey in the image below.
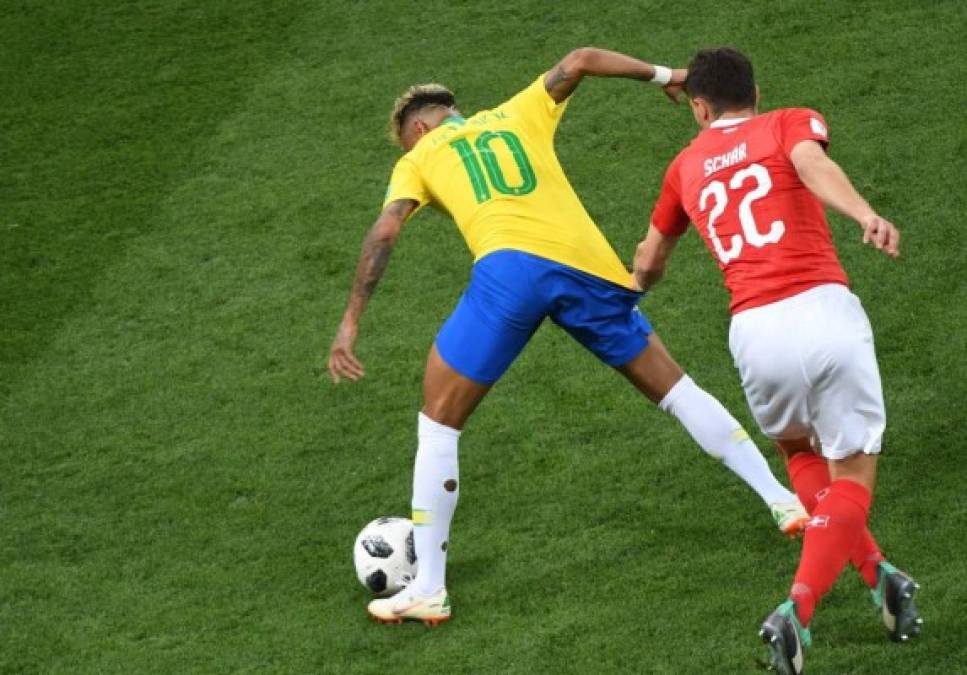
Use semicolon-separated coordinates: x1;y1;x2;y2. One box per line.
704;142;748;177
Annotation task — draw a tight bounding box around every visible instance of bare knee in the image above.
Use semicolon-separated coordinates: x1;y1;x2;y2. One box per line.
775;437;816;461
828;452;878;492
421;398;470;430
422;345;491;430
617;333;686;403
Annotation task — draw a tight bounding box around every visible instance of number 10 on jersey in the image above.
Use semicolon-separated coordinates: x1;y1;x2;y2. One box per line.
450;131;537;204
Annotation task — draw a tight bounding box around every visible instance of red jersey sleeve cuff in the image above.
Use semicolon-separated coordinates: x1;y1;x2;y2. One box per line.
651;212;690;238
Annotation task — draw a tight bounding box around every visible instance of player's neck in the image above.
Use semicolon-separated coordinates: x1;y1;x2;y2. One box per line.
713;108;756;123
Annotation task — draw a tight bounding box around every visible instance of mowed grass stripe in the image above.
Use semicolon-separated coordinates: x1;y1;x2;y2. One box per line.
0;2;314;398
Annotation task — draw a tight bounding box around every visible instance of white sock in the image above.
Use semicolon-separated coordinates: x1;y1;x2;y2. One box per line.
659;375;795;506
409;412;460;596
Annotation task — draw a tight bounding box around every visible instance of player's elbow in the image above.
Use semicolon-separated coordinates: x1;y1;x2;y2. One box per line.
562;47;595;75
370;217;403;244
795;157;842;201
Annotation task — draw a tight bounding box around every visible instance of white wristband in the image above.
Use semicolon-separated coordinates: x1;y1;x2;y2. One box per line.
650;65;672;86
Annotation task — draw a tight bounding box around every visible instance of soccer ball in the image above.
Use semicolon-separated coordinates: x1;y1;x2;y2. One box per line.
353;516;417;596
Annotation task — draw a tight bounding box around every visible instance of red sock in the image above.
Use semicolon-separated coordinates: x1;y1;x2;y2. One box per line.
790;479;872;626
785;451;831;512
785;453;884;589
854;530;885;588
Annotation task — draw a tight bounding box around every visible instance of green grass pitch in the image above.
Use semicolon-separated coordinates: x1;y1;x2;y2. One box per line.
2;1;966;672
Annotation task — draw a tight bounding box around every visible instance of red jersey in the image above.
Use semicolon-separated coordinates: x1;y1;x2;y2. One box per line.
651;108;848;314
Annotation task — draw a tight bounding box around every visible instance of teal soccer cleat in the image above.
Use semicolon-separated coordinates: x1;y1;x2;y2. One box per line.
759;599;812;675
872;561;922;642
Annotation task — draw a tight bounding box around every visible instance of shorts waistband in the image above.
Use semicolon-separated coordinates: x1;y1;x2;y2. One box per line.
475;249;641;297
733;283;850;318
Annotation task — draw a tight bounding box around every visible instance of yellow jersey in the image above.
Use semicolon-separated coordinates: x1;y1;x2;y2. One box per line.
383;74;634;289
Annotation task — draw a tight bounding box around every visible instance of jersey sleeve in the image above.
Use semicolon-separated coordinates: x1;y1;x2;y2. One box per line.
650;155;690;237
497;73;570;139
778;108;830;157
382;156;430;214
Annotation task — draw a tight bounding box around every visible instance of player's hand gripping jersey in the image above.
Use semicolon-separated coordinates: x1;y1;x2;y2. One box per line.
384;75;633;290
651;109;848;313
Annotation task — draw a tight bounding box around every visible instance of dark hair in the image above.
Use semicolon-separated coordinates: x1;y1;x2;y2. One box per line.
398;90;455;125
685;48;756;114
388;84;455;145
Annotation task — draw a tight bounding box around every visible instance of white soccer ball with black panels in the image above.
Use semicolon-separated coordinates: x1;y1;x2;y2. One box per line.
353;516;417;596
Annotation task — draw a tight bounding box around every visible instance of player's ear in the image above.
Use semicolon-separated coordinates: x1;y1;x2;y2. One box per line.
690;96;709;127
408;118;430;146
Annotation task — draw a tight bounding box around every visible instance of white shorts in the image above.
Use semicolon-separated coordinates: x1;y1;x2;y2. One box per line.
728;284;885;460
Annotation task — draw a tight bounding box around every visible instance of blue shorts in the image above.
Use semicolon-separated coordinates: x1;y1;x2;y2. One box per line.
436;250;652;384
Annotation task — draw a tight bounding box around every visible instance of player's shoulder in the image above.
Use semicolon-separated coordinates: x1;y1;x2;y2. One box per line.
496;73;549;109
767;107;830;143
390;145;429;181
661;128;706;175
674;127;718;162
657;142;697;188
765;107;827;126
778;106;825;116
494;73;567;131
668;144;692;168
395;147;420;167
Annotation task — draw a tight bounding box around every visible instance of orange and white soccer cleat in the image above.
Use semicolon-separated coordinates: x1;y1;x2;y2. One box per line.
368;586;451;627
771;500;810;537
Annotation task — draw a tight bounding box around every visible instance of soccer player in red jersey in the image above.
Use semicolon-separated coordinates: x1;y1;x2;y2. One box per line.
635;48;920;674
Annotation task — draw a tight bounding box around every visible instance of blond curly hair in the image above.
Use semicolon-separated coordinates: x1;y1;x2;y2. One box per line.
387;83;456;146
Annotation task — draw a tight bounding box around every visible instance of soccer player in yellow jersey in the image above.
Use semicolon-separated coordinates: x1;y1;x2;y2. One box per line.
328;48;807;625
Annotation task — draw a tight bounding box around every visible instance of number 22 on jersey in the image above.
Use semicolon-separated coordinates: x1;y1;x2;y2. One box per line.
700;162;785;264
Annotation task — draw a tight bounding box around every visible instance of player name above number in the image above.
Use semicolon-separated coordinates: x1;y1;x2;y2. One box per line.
704;142;748;177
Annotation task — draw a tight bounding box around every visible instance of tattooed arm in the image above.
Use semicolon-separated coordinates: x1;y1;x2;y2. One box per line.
544;48;687;104
328;198;417;383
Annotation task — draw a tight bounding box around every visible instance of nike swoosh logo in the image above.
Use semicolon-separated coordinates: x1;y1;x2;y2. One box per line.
391;600;420;615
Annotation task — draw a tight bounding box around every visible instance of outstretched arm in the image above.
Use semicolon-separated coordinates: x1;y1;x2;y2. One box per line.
633;224;681;291
790;140;900;257
328;199;417;383
544;47;687;104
